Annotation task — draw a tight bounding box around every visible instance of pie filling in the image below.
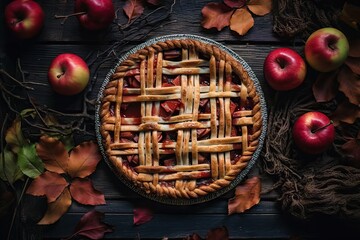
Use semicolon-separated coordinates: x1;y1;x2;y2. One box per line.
101;41;260;198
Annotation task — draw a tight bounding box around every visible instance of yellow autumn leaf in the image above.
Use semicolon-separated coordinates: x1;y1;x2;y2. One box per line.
37;188;72;225
247;0;272;16
230;8;254;36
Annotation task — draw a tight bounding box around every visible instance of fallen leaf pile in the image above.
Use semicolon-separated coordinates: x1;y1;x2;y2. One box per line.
228;176;261;215
64;210;113;240
201;0;272;36
26;135;105;225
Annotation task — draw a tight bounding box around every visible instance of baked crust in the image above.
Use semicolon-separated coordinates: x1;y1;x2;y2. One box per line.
100;38;262;199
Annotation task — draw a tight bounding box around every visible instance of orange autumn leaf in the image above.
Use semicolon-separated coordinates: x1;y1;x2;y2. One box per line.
123;0;144;22
201;2;234;31
38;188;72;225
26;171;68;203
338;65;360;106
67;141;101;178
229;8;254;36
228;176;261;215
331;99;360;126
247;0;272;16
36;135;68;174
70;178;106;205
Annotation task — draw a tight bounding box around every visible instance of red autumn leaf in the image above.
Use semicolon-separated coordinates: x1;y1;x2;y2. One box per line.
337;65;360;106
201;3;234;31
146;0;160;5
133;207;153;225
207;226;229;240
70;178;105;205
229;8;254;36
36;135;68;174
65;210;113;240
228;176;261;215
224;0;246;8
247;0;272;16
67;141;101;178
38;188;72;225
26;171;68;203
312;71;339;102
341;134;360;168
185;233;203;240
123;0;144;22
345;57;360;75
331;99;360;126
348;37;360;57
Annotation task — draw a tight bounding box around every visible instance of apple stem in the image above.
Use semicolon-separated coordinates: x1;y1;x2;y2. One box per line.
54;12;86;25
311;121;333;133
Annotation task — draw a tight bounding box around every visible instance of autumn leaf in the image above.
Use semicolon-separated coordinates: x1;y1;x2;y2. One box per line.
0;148;24;184
65;210;113;240
247;0;272;16
229;8;254;36
70;178;105;205
312;71;339;102
133;207;153;225
345;57;360;75
36;136;68;174
224;0;246;9
337;65;360;106
207;226;229;240
147;0;160;5
123;0;144;22
341;132;360;168
339;1;360;31
201;2;234;31
67;141;101;178
17;144;44;178
5;118;27;153
228;176;261;215
26;171;68;203
348;38;360;57
331;99;360;126
38;188;72;225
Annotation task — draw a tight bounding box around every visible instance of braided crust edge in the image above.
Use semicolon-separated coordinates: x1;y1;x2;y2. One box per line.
100;39;263;199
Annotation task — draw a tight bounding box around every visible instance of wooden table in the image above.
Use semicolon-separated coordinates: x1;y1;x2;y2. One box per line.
1;0;360;239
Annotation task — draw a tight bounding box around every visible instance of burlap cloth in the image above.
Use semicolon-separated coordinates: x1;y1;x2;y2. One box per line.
261;76;360;219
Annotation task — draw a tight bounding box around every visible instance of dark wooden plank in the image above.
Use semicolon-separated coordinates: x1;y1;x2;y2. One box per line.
17;43;287;111
22;0;280;44
44;213;292;239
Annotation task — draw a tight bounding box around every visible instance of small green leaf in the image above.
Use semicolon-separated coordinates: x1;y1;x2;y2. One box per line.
20;108;36;118
0;148;24;184
18;144;44;178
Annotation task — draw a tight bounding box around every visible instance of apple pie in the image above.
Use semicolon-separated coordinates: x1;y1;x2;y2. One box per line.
98;37;264;201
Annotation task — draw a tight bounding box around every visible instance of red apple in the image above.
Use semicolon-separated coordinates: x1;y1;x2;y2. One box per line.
4;0;45;39
48;53;90;96
75;0;115;31
263;48;306;91
292;112;335;155
305;27;349;72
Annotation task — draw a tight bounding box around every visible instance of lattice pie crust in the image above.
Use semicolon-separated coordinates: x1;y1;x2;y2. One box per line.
100;38;262;199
